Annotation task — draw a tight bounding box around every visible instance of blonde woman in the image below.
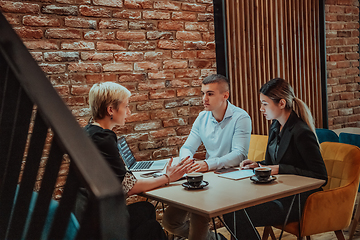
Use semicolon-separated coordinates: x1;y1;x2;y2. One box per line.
74;82;191;240
223;78;328;240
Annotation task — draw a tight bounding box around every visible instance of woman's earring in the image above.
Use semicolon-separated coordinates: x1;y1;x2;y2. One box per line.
110;115;113;120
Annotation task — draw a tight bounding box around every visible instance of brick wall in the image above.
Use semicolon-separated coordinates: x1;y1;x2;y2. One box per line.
325;0;360;129
1;0;215;198
2;0;360;197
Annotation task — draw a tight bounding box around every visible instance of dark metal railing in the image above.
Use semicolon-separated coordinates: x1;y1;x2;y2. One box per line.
0;12;127;239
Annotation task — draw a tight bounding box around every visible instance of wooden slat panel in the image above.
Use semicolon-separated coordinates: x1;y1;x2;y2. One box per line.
225;0;323;135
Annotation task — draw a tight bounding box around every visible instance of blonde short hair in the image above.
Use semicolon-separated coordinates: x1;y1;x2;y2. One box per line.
89;82;131;120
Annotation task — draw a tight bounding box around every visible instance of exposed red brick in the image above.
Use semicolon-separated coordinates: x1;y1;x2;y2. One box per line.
79;5;111;17
176;126;192;135
85;74;117;84
68;63;102;73
163;118;188;127
62;96;87;106
39;63;66;74
137;100;164;111
144;51;172;60
97;41;127;51
137;81;164;90
81;52;113;61
44;51;79;62
71;85;91;95
93;0;123;7
185;22;209;31
189;60;213;68
125;132;149;143
197;13;214;22
197;50;216;59
146;31;174;40
23;15;60;27
30;52;43;62
175;69;200;78
15;27;43;39
129;21;156;30
65;17;97;29
166;136;187;146
0;1;39;14
182;3;207;12
149;90;176;99
163;60;188;69
172;51;197;59
150;109;176;119
129;41;157;50
119;73;146;82
84;31;115;40
126;112;150;123
61;41;95;50
134;121;162;131
103;63;133;72
158;21;184;31
129;92;149;102
114;52;144;61
99;19;128;29
177;107;190;116
152;147;178;159
54;85;70;96
124;0;153;9
177;88;201;97
171;12;197;21
117;31;146;40
134;62;162;70
154;1;181;10
166;79;190;88
148;70;175;79
143;10;171;20
149;128;176;139
176;31;202;40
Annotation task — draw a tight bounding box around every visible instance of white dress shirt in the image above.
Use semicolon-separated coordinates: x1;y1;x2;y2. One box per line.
180;101;252;170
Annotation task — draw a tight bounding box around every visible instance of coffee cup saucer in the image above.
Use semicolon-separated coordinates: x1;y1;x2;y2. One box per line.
182;181;209;190
250;175;277;183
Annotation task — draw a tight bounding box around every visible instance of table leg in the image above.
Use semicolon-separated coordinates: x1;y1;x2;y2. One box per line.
233;211;236;237
279;194;298;240
243;209;261;240
217;216;239;240
212;218;219;240
298;194;302;238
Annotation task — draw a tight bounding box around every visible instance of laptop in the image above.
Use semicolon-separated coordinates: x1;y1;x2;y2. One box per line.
117;136;168;171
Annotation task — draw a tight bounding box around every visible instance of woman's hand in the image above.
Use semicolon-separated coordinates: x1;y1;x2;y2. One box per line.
166;157;192;182
265;165;279;175
240;159;259;169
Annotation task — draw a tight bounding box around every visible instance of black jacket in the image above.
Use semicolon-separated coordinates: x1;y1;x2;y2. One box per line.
260;111;328;185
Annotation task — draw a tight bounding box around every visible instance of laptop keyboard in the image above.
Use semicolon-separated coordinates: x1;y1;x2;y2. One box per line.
133;161;153;170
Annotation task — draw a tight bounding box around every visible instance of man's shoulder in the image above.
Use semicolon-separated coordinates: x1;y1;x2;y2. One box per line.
229;103;250;119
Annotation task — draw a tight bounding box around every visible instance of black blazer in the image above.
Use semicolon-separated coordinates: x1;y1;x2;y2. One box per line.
260;111;328;184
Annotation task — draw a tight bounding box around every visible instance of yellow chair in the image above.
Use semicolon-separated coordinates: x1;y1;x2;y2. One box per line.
263;142;360;240
248;134;268;162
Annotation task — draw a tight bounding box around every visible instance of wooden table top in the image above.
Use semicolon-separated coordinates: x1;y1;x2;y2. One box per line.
137;171;325;218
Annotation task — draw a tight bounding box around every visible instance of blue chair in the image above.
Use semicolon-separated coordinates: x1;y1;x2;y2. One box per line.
339;132;360;148
315;128;339;143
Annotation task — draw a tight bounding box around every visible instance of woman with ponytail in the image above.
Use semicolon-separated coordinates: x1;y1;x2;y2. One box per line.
223;78;327;240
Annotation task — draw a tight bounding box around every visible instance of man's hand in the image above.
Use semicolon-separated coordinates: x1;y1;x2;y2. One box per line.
188;160;209;173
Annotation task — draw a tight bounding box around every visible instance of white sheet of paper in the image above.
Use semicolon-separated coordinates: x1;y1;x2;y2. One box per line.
218;169;254;180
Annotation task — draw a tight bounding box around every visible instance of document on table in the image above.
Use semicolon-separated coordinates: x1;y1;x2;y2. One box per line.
218;169;254;180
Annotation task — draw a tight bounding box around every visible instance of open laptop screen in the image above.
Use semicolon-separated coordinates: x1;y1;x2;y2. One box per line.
117;136;136;169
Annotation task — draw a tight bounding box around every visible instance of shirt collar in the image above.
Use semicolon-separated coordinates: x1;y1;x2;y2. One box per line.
210;100;233;123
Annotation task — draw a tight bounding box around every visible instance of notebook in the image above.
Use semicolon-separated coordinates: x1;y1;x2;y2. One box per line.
117;136;168;171
218;169;254;180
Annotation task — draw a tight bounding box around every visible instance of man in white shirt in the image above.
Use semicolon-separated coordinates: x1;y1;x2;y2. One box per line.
163;74;252;240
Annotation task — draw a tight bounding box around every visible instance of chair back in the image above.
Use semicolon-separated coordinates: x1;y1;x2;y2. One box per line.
0;12;127;239
315;128;339;143
248;134;268;162
299;142;360;236
339;132;360;148
321;142;360;191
